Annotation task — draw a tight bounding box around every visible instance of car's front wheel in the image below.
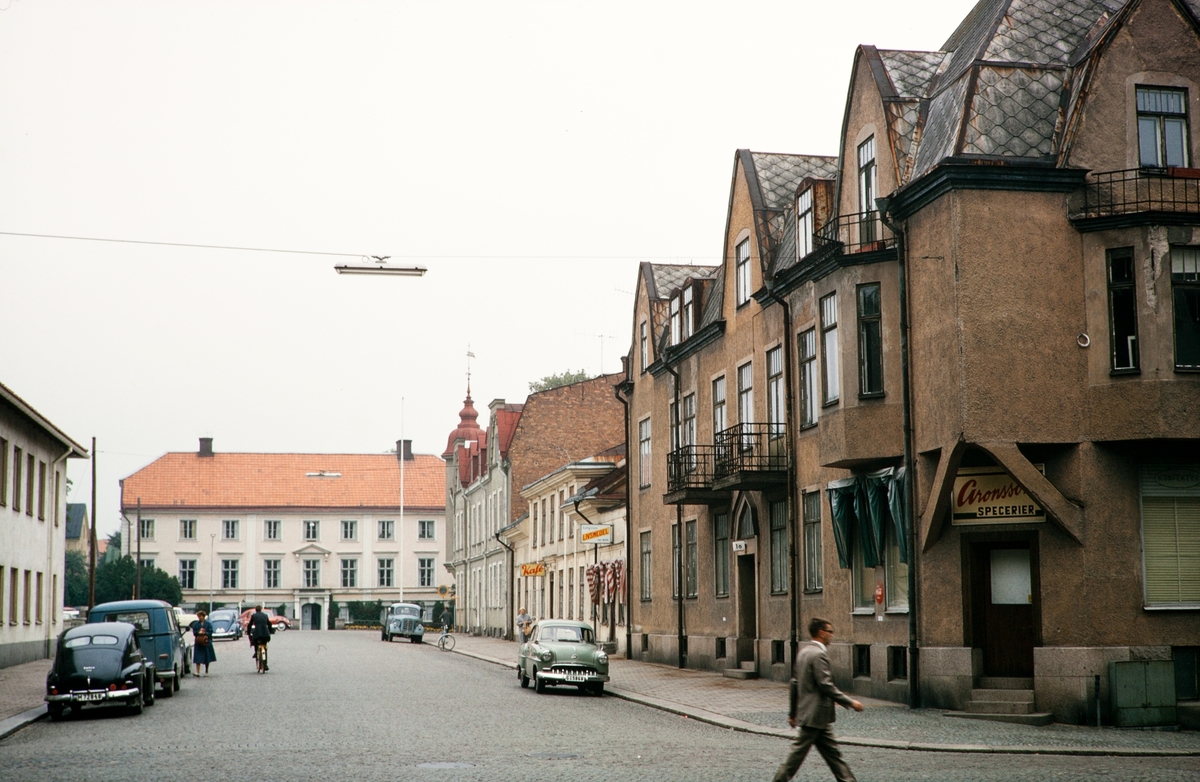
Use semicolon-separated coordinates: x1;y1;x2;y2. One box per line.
534;670;546;694
519;666;530;688
47;703;65;721
590;682;605;696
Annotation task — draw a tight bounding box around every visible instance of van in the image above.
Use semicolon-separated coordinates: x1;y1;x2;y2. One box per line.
87;599;188;696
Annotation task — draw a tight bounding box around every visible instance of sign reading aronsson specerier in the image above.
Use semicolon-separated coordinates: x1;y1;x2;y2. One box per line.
952;466;1045;524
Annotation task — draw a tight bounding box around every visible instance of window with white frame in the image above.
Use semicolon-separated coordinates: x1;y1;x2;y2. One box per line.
139;558;155;572
264;520;281;541
682;285;694;340
1137;86;1189;168
797;188;814;259
712;376;726;434
264;559;280;589
669;294;682;346
735;238;752;307
419;519;435;539
221;559;239;589
378;519;394;540
858;136;878;244
418;557;434;588
885;521;908;610
737;362;754;426
179;560;196;590
341;558;357;588
820;292;840;404
803;491;823;591
304;520;320;541
1141;465;1200;607
799;328;818;427
852;539;874;610
222;519;239;541
638;418;652;488
341;520;357;541
682;393;696;454
179;519;196;540
138;518;155;540
767;346;784;438
378;557;394;588
303;559;320;588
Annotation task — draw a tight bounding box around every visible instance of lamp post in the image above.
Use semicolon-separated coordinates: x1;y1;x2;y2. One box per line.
209;533;216;612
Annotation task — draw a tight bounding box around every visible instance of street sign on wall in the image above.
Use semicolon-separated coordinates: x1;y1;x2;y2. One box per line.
579;524;613;545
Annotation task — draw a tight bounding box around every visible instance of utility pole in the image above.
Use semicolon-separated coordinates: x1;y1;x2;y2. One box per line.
88;437;97;608
135;498;142;599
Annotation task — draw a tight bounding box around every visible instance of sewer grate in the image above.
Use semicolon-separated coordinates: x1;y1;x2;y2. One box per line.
417;762;475;768
527;752;581;760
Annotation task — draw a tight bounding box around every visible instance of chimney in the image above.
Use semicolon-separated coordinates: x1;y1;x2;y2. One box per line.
198;437;214;457
396;439;414;461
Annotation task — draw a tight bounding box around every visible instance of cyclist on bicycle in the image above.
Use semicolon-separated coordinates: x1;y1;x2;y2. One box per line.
247;604;273;672
439;607;452;635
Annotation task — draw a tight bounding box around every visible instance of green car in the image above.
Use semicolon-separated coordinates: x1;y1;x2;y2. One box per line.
517;620;609;696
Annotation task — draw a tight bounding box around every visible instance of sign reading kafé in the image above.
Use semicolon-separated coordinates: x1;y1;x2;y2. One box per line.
520;563;546;577
951;466;1045;524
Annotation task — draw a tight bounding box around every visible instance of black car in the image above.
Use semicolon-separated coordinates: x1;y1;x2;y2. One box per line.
45;622;155;719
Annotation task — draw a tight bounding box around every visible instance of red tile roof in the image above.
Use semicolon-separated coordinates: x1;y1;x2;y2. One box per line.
120;452;445;513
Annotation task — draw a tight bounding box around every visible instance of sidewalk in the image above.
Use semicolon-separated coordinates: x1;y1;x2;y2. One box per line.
449;634;1200;758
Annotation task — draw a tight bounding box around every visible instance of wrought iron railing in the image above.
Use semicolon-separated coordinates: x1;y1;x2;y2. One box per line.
714;423;787;475
814;211;895;254
1080;167;1200;219
667;445;719;493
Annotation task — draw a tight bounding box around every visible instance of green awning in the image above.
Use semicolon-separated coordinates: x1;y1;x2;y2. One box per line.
887;466;909;564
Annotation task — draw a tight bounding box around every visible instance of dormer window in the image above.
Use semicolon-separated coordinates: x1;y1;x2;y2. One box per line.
1137;87;1189;168
669;295;681;346
797;188;814;259
670;284;696;346
682;286;694;340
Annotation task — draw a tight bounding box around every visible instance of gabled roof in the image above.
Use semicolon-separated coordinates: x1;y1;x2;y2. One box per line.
641;261;718;302
747;152;838;210
120;451;446;512
0;380;88;458
66;503;88;540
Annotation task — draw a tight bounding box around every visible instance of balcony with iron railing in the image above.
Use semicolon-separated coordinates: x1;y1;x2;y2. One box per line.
813;210;896;256
664;424;788;504
1073;167;1200;229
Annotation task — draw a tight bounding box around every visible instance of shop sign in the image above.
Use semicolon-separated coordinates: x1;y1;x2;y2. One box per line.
580;524;613;545
951;466;1045;524
520;563;546;577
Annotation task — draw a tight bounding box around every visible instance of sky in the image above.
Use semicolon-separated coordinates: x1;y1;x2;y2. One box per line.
0;0;978;538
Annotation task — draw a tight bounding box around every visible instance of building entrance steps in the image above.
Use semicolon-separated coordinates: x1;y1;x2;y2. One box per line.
946;677;1053;726
723;660;759;680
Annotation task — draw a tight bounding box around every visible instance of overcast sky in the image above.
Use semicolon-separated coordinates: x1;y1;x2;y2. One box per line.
1;0;977;537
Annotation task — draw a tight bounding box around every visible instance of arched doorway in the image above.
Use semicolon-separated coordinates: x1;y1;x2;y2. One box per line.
301;602;322;631
734;500;758;663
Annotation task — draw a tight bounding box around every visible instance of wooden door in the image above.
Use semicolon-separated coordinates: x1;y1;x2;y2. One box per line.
971;543;1035;677
736;555;757;661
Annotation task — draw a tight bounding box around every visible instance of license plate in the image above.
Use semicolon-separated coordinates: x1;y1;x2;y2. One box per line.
563;673;588;682
75;691;104;701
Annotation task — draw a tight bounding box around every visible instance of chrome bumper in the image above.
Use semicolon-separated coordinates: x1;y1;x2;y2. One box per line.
539;668;609;685
47;687;140;704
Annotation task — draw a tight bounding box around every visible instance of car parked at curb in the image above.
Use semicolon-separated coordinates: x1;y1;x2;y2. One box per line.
381;602;425;643
208;608;243;641
87;599;186;697
45;621;155;719
517;620;608;695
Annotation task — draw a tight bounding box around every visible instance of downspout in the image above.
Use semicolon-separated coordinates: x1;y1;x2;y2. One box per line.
764;282;800;666
613;380;634;659
493;531;513;640
878;196;920;709
663;362;685;669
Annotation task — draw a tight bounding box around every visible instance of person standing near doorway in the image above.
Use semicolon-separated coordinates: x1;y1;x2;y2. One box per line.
772;617;864;782
515;607;533;644
190;609;216;677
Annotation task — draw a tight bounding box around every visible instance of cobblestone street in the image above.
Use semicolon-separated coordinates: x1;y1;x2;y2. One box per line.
2;631;1197;781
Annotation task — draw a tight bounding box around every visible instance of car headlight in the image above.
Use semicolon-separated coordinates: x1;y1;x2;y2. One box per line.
596;651;608;665
539;649;554;663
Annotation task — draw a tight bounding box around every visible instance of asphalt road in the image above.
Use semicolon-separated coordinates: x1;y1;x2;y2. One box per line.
1;631;1195;782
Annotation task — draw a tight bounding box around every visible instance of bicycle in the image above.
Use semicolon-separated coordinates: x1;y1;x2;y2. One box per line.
253;640;269;673
437;626;455;652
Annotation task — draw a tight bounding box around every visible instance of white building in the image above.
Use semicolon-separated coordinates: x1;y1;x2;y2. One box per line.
508;449;628;654
0;381;88;668
119;438;446;629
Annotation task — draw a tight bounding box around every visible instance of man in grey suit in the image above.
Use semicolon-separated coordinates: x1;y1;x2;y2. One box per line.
772;617;864;782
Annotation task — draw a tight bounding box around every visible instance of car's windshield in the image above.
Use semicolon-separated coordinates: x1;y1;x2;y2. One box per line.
539;625;592;643
391;605;419;617
104;611;151;632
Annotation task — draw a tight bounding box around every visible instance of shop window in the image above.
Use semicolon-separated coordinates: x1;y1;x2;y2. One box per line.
1172;246;1200;370
1108;248;1140;372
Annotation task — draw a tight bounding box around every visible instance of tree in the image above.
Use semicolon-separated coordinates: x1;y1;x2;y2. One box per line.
529;369;591;393
94;555;182;605
64;550;89;607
